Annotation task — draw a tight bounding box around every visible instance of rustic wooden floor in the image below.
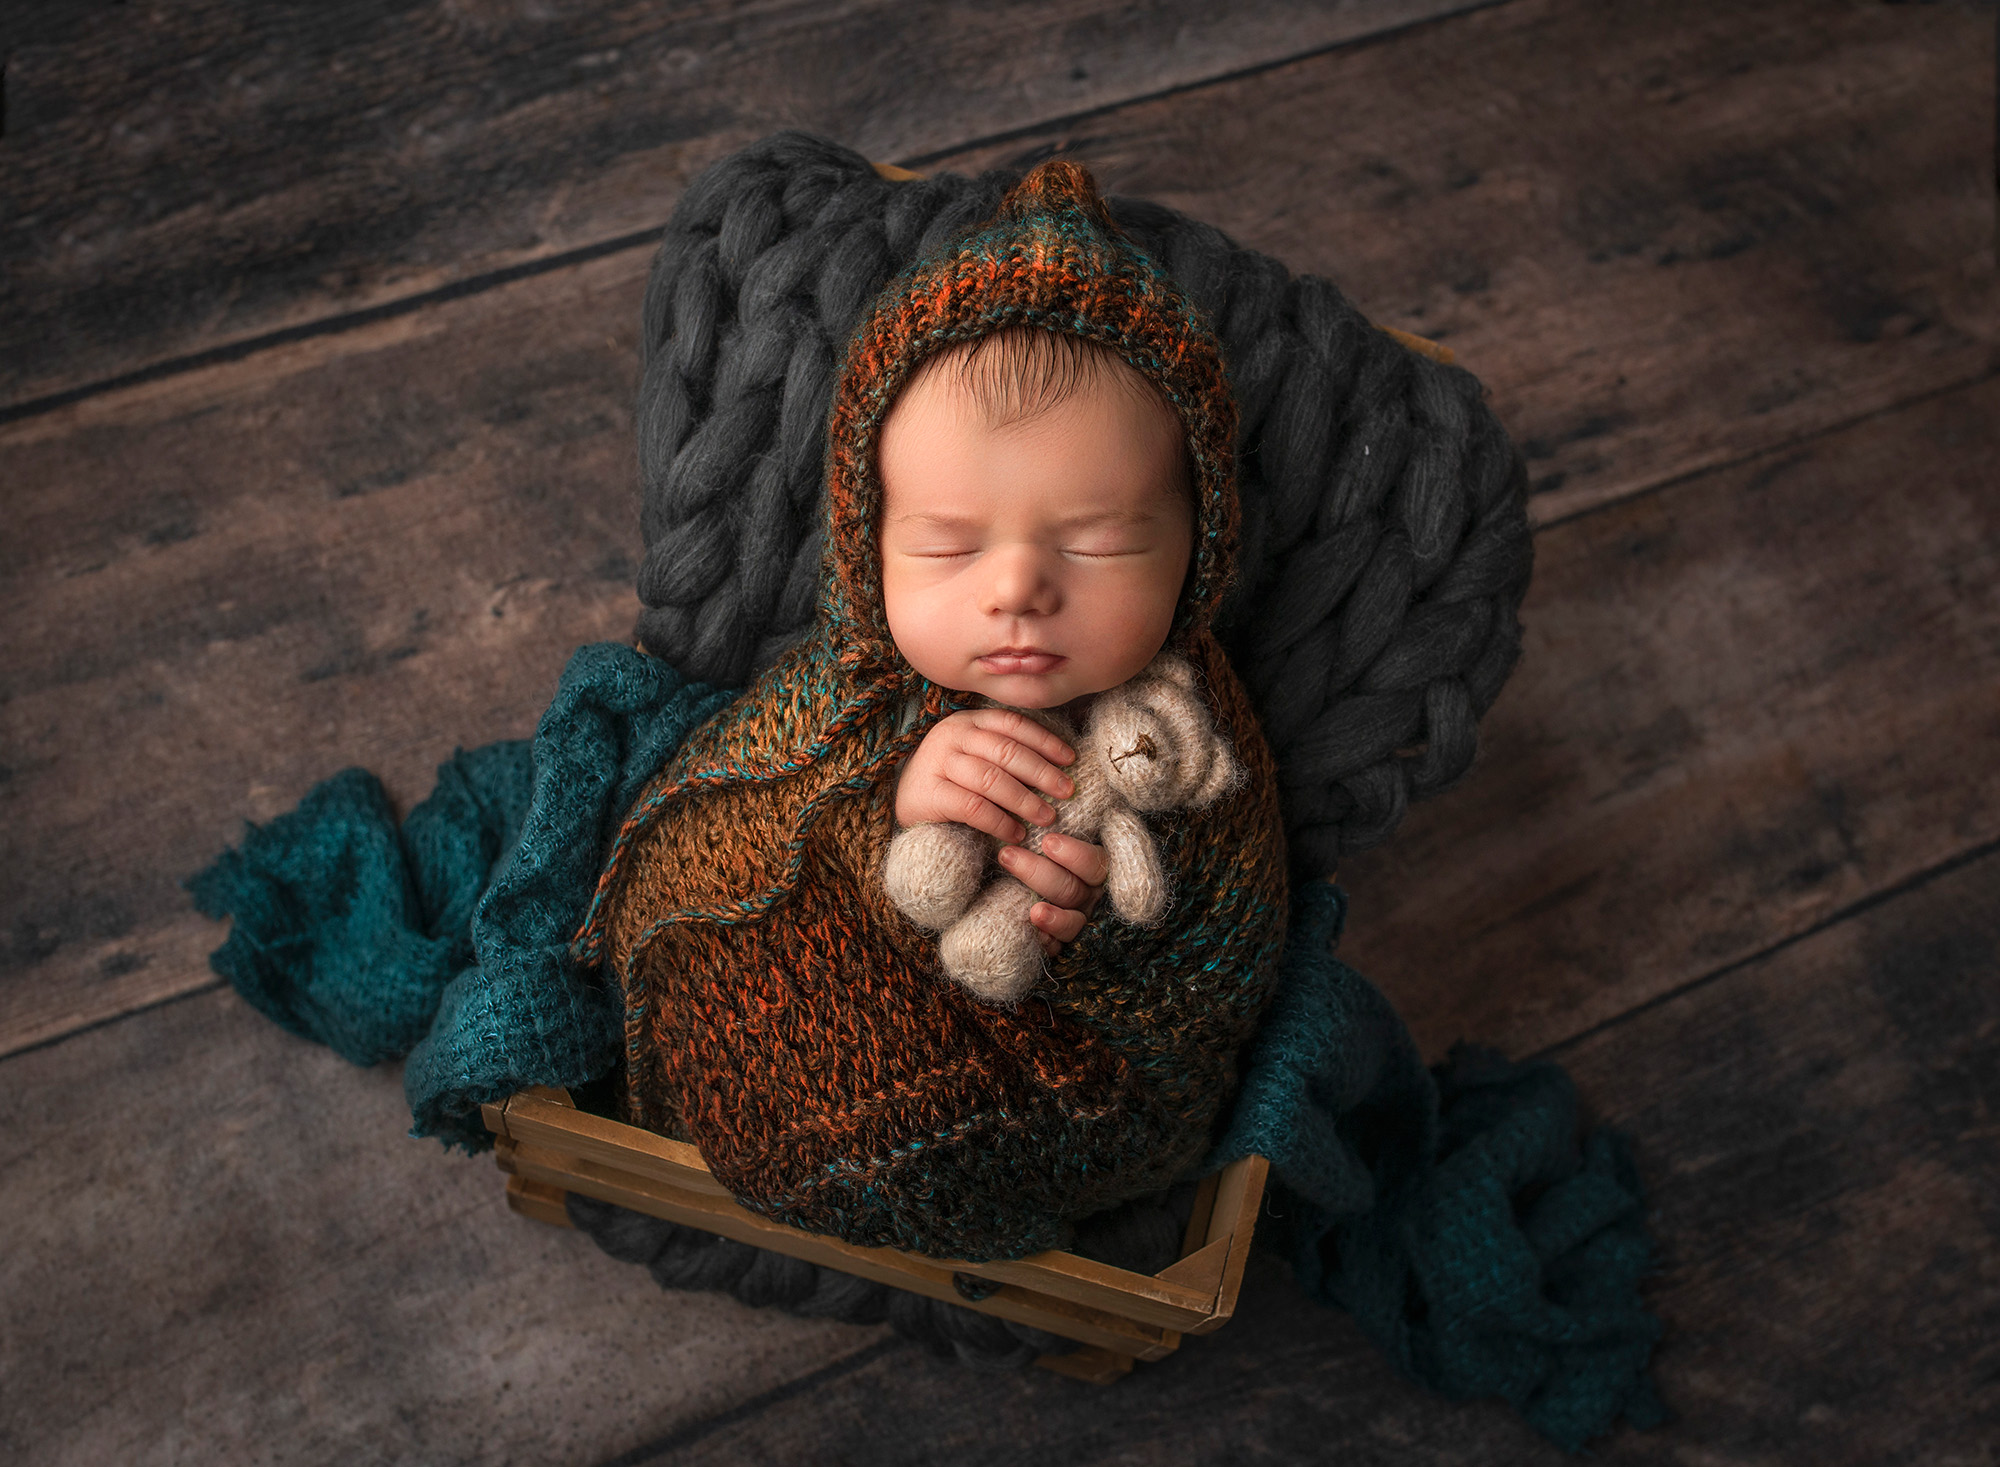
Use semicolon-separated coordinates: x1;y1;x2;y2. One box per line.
3;1;1994;1462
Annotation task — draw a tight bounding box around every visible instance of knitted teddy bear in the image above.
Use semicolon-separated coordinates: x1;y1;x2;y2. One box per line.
883;652;1245;1004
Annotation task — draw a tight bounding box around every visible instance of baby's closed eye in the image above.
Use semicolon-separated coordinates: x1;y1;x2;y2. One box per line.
1062;532;1150;559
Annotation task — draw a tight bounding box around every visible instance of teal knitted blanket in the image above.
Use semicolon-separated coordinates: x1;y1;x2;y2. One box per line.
189;642;1661;1449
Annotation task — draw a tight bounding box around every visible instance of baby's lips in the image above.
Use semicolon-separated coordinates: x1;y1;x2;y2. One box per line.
976;649;1065;675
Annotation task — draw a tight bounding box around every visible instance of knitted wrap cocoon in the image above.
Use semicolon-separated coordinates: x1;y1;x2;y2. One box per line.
589;159;1291;1262
634;132;1532;873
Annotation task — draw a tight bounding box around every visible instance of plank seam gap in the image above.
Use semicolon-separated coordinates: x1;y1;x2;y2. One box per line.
0;226;664;427
0;0;1520;426
897;0;1516;170
589;1336;908;1467
1531;831;2000;1063
1530;365;1999;535
1;977;223;1063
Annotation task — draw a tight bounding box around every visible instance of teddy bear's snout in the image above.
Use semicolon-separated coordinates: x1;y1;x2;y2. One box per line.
1111;732;1161;768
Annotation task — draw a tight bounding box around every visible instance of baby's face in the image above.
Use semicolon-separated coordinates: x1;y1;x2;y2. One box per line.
877;361;1192;709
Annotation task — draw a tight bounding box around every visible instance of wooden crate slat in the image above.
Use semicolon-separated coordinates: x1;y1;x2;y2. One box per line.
503;1139;1182;1360
1152;1234;1229;1295
1184;1155;1270;1337
495;1089;1250;1332
504;1175;574;1228
501;1091;733;1199
1033;1346;1137;1384
1178;1171;1222;1259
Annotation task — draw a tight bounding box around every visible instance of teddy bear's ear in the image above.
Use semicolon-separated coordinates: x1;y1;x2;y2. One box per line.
1189;742;1246;808
1144;653;1199;691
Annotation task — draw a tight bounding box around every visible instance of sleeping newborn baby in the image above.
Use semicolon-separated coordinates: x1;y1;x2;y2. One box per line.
579;160;1289;1262
877;329;1247;1000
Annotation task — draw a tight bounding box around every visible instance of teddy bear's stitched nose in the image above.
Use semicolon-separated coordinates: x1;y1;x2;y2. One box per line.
1111;732;1160;767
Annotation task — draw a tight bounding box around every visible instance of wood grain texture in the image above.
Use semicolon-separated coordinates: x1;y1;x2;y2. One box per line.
2;0;1995;1461
0;251;655;1056
0;0;1489;409
0;985;896;1467
1336;378;2000;1060
576;848;2000;1467
937;0;1996;525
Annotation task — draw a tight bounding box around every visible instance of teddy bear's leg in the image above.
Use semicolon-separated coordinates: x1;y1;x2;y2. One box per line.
938;876;1043;1004
883;822;990;930
1099;805;1170;925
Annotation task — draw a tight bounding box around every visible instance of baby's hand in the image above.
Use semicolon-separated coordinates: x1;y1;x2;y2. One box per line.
1004;833;1110;957
895;709;1076;841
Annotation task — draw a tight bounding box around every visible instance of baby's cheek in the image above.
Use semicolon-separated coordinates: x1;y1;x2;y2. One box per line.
884;580;970;685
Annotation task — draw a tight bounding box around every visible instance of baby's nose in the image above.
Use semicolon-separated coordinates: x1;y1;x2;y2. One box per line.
983;544;1061;615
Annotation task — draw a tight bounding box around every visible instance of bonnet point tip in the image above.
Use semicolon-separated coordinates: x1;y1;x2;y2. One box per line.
998;158;1121;235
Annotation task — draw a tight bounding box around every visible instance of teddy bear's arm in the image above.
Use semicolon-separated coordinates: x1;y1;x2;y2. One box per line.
1099;804;1170;925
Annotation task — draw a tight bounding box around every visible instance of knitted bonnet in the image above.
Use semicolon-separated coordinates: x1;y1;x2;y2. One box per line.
818;158;1240;673
579;162;1291;1261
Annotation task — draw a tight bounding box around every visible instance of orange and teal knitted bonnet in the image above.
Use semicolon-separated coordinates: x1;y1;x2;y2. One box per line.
820;158;1242;676
578;161;1290;1262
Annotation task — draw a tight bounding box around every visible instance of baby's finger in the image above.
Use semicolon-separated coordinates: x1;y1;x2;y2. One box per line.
961;725;1075;804
942;750;1058;830
965;709;1075;769
1039;832;1111;890
999;844;1096;912
937;782;1025;844
1029;901;1088;945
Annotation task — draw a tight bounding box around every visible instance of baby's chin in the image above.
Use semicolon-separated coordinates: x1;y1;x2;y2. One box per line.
935;668;1123;710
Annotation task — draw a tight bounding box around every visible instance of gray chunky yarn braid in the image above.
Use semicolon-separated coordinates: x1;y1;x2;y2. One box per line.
635;132;1532;872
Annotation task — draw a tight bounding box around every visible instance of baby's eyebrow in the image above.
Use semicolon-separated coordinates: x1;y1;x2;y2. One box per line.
885;508;1161;532
888;511;982;528
1053;509;1156;529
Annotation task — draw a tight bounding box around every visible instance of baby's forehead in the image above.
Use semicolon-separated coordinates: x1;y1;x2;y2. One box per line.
895;329;1182;435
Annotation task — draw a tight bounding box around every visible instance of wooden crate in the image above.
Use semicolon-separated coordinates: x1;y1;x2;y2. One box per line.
484;1086;1269;1382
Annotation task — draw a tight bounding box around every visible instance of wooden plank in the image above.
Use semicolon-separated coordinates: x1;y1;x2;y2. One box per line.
1335;376;2000;1061
581;848;2000;1466
501;1138;1183;1360
1034;1346;1136;1385
1182;1155;1270;1336
501;1092;736;1200
1178;1171;1222;1259
936;0;1995;527
0;251;654;1059
0;0;1491;409
1153;1236;1229;1296
504;1174;574;1228
0;986;908;1465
